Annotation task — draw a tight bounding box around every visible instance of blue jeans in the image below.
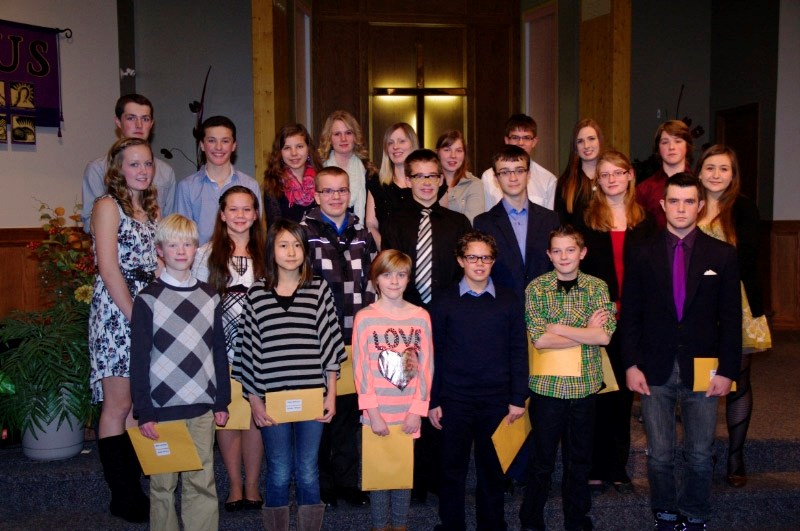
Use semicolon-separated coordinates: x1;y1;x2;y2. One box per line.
641;363;718;519
260;420;324;507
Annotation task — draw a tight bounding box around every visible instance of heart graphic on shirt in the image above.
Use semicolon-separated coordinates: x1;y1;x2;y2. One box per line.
378;347;419;390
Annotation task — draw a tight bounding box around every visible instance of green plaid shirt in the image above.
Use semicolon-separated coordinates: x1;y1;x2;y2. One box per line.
525;270;616;399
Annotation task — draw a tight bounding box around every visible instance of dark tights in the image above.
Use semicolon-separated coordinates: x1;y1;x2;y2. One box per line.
726;352;753;476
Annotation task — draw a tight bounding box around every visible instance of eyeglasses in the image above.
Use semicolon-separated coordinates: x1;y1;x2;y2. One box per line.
409;173;441;181
597;169;629;180
508;134;534;142
316;187;350;197
462;255;495;264
496;168;528;178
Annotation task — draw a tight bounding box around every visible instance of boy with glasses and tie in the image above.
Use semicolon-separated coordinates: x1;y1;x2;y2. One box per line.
382;148;471;503
300;166;377;509
429;231;528;531
481;114;557;211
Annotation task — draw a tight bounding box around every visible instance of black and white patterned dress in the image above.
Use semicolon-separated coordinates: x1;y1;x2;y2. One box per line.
88;196;157;403
192;244;255;364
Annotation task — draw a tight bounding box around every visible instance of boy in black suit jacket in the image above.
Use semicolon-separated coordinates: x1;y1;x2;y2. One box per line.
382;149;471;308
622;173;740;531
474;145;560;298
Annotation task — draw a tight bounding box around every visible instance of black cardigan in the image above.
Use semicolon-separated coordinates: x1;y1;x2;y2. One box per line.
732;195;764;318
577;216;657;303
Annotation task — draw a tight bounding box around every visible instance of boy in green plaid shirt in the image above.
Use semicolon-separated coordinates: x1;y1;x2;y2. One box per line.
519;225;616;531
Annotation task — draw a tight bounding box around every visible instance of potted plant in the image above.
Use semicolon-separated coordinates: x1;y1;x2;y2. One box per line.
0;203;96;460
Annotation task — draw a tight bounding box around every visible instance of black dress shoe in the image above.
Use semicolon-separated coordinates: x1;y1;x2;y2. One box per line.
340;488;369;506
726;473;747;488
243;498;264;510
224;499;244;512
321;490;338;508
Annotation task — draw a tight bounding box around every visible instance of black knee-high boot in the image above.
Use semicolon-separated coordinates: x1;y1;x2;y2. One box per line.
97;434;149;522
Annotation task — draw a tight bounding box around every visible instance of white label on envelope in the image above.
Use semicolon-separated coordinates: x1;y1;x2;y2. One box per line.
285;399;303;412
154;442;171;456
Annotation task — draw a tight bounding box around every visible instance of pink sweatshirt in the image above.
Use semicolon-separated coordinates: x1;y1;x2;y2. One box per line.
351;303;433;437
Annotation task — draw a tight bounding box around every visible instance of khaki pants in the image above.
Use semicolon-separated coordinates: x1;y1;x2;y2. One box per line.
149;411;218;531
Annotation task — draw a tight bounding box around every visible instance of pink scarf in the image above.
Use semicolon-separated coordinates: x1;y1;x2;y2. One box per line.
282;164;316;207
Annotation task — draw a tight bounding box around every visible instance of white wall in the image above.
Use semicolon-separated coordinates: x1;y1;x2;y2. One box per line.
133;0;255;181
773;0;800;221
0;1;119;228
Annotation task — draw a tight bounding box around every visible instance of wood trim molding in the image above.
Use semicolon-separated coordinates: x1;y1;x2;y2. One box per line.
251;0;276;183
0;228;44;247
770;220;800;330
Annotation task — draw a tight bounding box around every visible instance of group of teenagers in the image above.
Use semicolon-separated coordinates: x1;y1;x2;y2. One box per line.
83;92;770;531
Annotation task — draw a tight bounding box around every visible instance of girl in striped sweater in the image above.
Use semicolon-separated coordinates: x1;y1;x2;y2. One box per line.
234;218;346;531
352;250;433;531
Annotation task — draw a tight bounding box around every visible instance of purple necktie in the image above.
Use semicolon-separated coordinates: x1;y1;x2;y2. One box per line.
673;240;685;321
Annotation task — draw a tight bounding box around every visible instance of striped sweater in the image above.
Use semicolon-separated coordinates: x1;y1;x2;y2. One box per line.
351;303;433;437
233;277;346;397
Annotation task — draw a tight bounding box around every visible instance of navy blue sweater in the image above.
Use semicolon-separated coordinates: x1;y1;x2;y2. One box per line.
429;283;529;409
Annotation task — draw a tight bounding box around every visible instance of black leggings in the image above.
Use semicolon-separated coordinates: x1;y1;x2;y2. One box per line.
726;352;753;475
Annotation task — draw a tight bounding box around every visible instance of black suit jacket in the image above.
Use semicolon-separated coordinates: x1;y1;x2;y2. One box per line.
382;201;471;307
621;228;742;388
473;200;560;297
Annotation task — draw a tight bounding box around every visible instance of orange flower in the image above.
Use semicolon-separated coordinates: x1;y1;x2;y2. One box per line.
54;207;66;216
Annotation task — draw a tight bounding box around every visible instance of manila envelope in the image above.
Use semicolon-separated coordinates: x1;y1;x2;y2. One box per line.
693;358;737;392
337;346;356;396
362;424;414;491
265;387;323;423
491;398;532;473
127;421;202;475
218;377;252;430
597;347;619;394
528;339;582;377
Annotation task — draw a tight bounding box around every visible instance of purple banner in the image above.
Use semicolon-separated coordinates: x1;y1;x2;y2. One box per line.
0;19;62;128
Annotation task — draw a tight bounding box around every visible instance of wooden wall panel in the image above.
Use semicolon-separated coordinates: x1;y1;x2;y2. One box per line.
0;229;47;319
251;0;276;182
312;19;364;132
473;24;519;171
312;1;520;172
579;0;630;154
770;221;800;330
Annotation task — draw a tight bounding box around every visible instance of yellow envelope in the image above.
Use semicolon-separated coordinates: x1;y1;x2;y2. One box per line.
693;358;737;392
597;347;619;394
265;387;324;423
491;399;532;473
127;421;203;475
362;424;414;491
218;377;252;430
528;339;582;377
338;346;356;396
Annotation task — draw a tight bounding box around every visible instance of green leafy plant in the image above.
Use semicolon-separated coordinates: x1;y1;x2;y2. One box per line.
0;301;92;434
0;202;96;436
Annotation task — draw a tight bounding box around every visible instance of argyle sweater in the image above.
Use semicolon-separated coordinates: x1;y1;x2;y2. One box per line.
130;279;230;425
301;207;377;344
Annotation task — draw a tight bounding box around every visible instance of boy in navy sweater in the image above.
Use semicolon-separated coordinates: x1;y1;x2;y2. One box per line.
130;214;230;531
429;230;528;531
